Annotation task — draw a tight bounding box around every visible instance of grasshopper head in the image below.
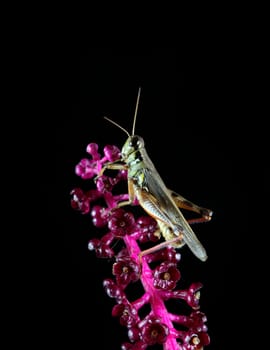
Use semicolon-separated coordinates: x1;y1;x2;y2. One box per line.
121;135;145;161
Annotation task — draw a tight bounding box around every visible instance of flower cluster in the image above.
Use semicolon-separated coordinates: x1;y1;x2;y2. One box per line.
71;143;210;349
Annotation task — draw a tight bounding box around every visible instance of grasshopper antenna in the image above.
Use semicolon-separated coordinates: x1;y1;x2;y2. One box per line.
104;116;130;137
131;87;141;136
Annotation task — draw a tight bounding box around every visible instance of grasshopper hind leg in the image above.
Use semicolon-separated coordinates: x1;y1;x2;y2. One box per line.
157;221;185;249
139;220;185;262
169;190;213;223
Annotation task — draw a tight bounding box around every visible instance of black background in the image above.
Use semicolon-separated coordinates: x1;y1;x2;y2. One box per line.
11;44;259;349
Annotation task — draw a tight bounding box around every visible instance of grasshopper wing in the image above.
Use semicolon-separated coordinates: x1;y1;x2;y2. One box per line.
136;166;208;261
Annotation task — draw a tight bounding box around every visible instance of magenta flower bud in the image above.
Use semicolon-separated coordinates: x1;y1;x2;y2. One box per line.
179;329;210;349
171;282;203;309
112;256;140;288
112;301;138;327
135;216;159;243
188;311;208;332
95;175;115;193
121;342;147;350
153;261;181;290
116;169;128;180
86;142;100;159
124;341;148;350
103;144;121;161
75;158;97;179
70;188;91;214
108;209;135;237
196;330;211;347
103;279;125;301
186;283;203;310
88;238;115;258
127;326;141;343
157;246;181;264
90;205;108;227
140;317;169;345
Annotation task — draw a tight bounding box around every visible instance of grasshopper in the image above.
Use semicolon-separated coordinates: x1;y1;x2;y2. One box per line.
99;88;213;261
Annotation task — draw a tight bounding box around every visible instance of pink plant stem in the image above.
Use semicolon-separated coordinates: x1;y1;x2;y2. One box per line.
124;235;180;350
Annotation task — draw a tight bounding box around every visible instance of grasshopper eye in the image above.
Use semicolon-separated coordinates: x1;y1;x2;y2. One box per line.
130;136;139;147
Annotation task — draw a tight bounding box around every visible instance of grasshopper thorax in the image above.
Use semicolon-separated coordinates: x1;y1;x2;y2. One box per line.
121;135;145;161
